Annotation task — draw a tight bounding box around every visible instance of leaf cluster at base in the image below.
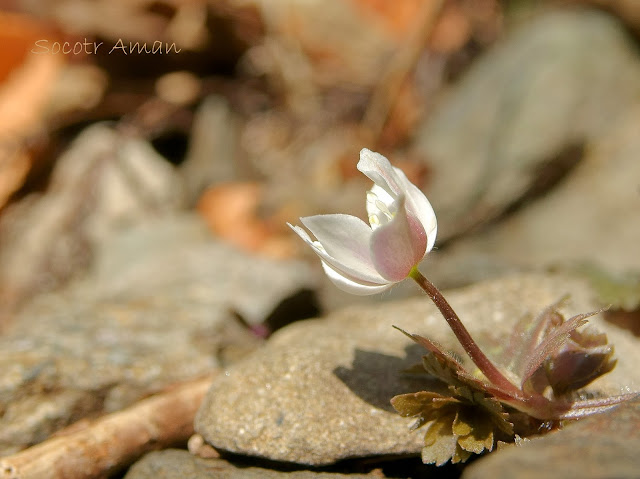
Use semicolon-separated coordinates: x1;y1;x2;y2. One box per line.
391;299;631;466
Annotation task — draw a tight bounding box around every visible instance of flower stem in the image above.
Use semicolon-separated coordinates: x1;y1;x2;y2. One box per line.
409;267;522;396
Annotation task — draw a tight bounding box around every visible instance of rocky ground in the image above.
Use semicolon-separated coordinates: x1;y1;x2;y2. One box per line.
1;2;640;478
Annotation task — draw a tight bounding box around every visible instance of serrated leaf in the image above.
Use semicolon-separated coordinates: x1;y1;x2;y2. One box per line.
432;396;459;409
456;408;495;453
422;415;458;466
520;311;597;384
452;385;474;402
395;326;520;401
470;392;515;436
569;324;609;349
394;326;467;376
422;351;491;393
452;445;474;464
422;434;458;466
421;353;462;386
409;416;429;431
423;412;454;446
391;391;449;417
452;410;472;436
501;298;568;377
458;431;493;454
392;306;627;463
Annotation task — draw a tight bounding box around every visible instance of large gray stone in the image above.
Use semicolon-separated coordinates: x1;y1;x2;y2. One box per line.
463;398;640;479
414;8;640;241
0;124;185;311
425;103;640;288
195;274;640;466
79;215;316;326
0;215;315;456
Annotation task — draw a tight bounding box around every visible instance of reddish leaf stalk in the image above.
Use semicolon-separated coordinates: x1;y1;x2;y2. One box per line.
409;267;522;397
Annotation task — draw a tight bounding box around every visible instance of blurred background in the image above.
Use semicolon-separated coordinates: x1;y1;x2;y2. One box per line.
0;0;639;324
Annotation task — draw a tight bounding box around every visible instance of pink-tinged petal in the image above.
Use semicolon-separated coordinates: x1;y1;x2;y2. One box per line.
370;196;427;281
300;214;388;283
357;149;404;197
359;148;437;255
395;171;438;254
288;222;391;293
320;261;394;295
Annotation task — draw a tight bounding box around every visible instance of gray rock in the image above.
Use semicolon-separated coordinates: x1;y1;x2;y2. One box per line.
425;102;640;288
124;449;379;479
463;398;640;479
179;96;239;205
81;215;316;326
414;8;640;241
195;274;640;465
0;123;185;310
0;215;315;456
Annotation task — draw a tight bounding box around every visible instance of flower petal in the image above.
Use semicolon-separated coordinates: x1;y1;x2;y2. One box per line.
359;148;437;254
358;149;404;197
370;195;427;281
395;172;438;254
289;215;388;284
320;261;394;295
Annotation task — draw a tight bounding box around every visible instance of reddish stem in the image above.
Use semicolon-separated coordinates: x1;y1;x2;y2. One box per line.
409;268;522;397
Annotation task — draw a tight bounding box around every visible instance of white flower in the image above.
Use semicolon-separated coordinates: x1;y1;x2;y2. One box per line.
288;149;437;295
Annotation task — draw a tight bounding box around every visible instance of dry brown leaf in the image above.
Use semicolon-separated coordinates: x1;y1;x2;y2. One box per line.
0;12;63;208
197;182;295;259
352;0;472;52
429;2;472;54
350;0;425;39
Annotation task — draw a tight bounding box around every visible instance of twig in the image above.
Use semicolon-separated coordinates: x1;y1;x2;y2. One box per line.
361;0;445;141
0;374;216;479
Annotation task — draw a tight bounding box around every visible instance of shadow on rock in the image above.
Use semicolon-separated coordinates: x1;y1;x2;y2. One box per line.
334;344;443;413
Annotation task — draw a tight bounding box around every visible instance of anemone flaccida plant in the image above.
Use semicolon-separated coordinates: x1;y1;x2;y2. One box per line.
288;149;637;465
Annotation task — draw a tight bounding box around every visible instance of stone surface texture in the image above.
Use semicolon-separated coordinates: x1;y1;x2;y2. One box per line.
0;124;184;309
195;274;640;466
463;398;640;479
425;102;640;289
0;215;314;456
124;449;379;479
414;8;640;242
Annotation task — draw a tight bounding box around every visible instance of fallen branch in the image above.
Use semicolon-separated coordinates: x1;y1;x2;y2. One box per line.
1;374;216;479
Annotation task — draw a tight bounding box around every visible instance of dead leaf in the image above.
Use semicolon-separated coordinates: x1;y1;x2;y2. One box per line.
0;12;63;208
429;2;472;54
350;0;425;40
197;182;295;259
